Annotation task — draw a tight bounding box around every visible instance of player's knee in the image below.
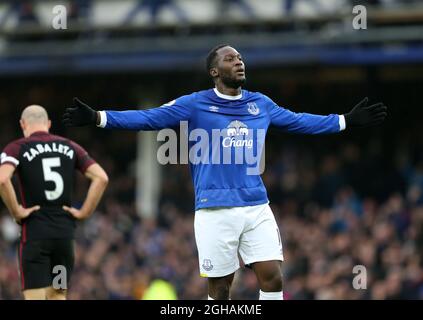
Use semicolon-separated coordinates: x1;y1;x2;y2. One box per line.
46;287;67;300
208;279;231;300
23;288;47;300
211;285;230;300
47;291;67;300
257;268;283;292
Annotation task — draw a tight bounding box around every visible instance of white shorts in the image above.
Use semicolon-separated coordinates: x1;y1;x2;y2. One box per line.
194;203;283;278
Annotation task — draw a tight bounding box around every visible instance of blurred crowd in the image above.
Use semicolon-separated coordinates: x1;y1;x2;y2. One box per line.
0;70;422;300
1;120;423;299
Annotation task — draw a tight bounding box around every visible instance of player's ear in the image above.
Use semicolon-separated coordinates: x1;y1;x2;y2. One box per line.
20;119;28;137
48;120;51;130
210;67;218;78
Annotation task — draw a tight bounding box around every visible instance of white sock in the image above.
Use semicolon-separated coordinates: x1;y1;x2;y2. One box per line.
208;295;214;300
259;290;283;300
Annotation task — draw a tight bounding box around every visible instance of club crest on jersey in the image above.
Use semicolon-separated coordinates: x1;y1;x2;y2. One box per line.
202;259;213;271
247;102;259;115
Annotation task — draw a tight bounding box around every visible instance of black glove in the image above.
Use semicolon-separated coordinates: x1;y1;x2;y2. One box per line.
62;97;98;127
344;97;387;128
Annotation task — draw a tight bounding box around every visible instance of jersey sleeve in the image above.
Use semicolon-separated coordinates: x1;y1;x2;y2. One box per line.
0;141;21;168
98;94;193;131
69;141;96;174
266;95;345;134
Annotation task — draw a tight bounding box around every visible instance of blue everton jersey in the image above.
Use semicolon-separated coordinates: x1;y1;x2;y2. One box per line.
99;88;344;210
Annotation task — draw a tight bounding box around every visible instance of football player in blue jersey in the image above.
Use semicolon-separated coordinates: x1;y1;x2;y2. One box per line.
63;44;387;300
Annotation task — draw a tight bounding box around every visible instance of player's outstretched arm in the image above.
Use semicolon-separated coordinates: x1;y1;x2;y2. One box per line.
344;97;387;128
63;163;108;220
269;96;387;134
0;164;40;223
63;96;192;131
63;98;99;127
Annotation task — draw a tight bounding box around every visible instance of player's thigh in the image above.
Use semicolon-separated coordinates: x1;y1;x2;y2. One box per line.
239;205;283;265
194;208;243;277
51;239;75;289
19;240;52;291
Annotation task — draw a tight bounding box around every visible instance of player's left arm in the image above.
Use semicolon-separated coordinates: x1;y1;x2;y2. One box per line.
63;163;108;220
62;141;108;220
269;97;387;134
0;164;39;223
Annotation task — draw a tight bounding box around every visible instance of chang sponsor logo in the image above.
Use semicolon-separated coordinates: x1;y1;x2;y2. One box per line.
222;120;253;149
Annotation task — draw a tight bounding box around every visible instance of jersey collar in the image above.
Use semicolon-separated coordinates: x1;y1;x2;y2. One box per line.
30;131;49;136
213;88;242;100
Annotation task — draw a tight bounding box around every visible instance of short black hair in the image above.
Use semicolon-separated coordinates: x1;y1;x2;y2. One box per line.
206;44;230;73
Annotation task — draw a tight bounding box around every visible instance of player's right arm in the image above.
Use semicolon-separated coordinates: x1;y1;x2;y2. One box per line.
0;163;39;223
63;96;192;130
